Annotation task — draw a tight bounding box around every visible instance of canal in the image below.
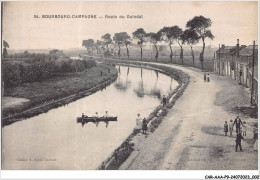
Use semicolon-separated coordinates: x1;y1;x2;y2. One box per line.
2;65;178;170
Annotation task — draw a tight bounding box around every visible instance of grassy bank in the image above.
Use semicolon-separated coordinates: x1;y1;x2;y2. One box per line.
2;64;118;126
96;60;190;170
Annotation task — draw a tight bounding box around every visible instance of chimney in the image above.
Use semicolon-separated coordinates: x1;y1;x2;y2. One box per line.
236;39;240;57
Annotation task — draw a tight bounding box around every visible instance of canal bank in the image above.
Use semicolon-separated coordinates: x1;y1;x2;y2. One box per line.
2;64;178;170
97;60;190;170
2;64;118;126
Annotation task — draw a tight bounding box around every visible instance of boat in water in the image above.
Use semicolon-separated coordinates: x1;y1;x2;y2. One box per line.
76;116;118;124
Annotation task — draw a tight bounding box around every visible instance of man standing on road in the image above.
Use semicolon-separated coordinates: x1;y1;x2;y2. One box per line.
233;115;243;134
162;95;167;107
235;132;244;152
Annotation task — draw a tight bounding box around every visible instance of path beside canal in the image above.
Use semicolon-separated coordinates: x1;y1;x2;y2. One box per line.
119;63;258;170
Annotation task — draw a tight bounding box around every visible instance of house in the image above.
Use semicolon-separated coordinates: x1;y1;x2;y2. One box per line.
234;45;258;104
213;39;246;77
213;39;258;105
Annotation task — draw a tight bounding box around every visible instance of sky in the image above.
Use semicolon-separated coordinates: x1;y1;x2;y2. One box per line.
2;1;258;50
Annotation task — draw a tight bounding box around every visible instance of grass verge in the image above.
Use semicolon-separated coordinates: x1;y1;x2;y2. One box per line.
2;64;118;126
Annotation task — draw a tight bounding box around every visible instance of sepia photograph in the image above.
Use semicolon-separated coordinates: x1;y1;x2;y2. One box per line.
0;1;259;178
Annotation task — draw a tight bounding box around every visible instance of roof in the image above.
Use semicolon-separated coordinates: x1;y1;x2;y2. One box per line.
216;45;247;55
216;46;236;54
239;45;258;56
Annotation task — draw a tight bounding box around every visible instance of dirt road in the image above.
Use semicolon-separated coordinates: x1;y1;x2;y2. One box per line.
119;63;258;170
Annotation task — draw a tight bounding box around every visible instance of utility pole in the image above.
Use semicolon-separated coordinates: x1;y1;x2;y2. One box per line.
251;40;255;104
219;44;221;74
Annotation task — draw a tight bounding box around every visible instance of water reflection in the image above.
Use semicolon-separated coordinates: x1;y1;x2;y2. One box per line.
134;69;162;99
170;77;173;91
2;65;178;170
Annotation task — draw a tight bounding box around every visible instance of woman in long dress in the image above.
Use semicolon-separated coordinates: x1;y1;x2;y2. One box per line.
136;113;142;129
142;118;148;134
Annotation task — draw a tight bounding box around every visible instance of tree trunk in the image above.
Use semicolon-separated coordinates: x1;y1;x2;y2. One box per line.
126;45;129;60
118;44;121;59
155;45;159;62
180;46;183;65
3;48;7;58
169;45;173;63
190;45;195;67
200;38;205;70
140;46;143;61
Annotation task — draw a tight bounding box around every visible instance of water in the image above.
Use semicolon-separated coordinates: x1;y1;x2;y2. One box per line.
2;65;178;170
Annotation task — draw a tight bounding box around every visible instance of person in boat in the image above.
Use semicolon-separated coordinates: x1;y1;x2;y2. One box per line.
142;118;148;134
94;112;99;127
81;113;85;127
136;113;142;129
105;111;109;127
162;95;167;107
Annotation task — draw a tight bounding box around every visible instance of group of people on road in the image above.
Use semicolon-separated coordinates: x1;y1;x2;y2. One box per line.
135;95;168;134
136;113;148;135
223;115;258;152
204;73;210;82
134;94;168;135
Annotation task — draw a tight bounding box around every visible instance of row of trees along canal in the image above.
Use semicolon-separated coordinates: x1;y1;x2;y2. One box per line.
82;16;214;70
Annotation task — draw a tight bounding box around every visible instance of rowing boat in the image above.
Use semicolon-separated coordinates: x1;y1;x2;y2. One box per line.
76;116;117;123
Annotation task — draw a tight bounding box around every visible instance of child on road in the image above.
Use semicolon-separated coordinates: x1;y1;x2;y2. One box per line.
224;121;228;136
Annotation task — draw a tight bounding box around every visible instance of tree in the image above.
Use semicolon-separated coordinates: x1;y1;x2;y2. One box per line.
113;32;131;60
158;26;177;62
133;28;147;61
172;26;184;64
146;32;161;62
101;33;112;48
3;40;9;58
113;33;123;59
183;29;199;67
186;15;214;70
82;39;94;55
94;40;103;55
